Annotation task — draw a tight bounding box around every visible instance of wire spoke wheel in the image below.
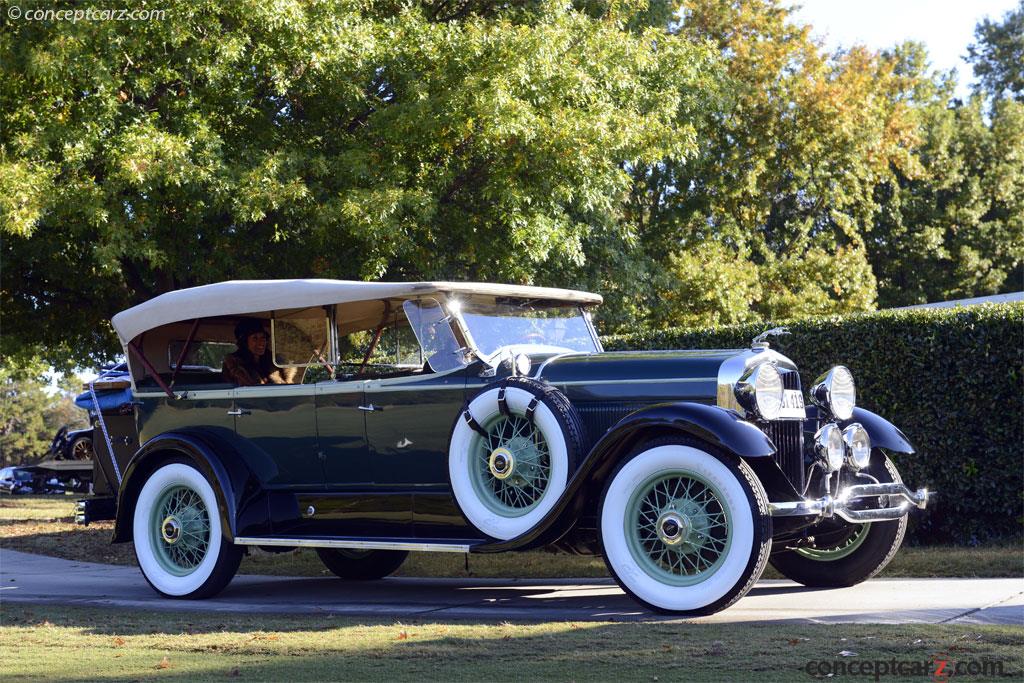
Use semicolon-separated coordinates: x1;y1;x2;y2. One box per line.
471;413;552;516
150;484;211;576
625;471;732;587
794;523;872;561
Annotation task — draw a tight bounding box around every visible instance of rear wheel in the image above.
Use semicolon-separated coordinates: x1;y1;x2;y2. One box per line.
599;437;772;615
769;455;907;587
316;548;409;580
132;460;242;598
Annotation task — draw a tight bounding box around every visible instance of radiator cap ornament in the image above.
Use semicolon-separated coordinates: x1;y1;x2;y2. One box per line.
752;326;790;350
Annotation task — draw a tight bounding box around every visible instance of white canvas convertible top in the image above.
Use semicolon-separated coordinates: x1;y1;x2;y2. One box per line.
111;279;602;344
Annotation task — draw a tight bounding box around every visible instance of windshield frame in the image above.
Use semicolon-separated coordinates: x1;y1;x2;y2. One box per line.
442;296;602;364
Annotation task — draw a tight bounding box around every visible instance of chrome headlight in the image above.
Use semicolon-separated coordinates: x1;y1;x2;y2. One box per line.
734;363;784;420
814;423;845;472
513;353;532;376
810;365;856;421
843;423;871;470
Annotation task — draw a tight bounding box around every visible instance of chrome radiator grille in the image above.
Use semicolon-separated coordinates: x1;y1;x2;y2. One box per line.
764;420;805;492
765;369;805;492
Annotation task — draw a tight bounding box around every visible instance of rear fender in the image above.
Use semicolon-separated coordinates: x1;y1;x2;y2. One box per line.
111;429;269;543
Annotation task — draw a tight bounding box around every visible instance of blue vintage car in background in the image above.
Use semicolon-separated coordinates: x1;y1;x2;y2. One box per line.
77;279;930;615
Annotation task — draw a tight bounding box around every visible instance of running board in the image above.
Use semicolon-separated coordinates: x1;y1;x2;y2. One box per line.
233;536;475;553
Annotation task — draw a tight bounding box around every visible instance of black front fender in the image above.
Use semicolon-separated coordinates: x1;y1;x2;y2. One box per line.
473;402;775;553
112;428;269;543
842;407;916;454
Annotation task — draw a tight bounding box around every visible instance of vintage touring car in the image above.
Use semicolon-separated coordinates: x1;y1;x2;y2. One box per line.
79;280;930;615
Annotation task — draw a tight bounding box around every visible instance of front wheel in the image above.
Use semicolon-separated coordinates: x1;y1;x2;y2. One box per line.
599;438;772;615
316;548;409;580
132;460;242;598
769;455;907;587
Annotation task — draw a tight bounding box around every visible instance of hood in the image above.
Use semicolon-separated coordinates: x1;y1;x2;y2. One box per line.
535;349;739;404
534;348;799;407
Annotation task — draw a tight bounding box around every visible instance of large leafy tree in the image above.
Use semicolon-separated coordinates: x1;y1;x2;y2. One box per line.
620;0;923;329
967;0;1023;101
867;26;1024;307
1;0;720;365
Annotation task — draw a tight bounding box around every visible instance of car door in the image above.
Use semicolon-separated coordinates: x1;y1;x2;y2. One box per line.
315;377;416;536
233;383;323;488
362;369;469;538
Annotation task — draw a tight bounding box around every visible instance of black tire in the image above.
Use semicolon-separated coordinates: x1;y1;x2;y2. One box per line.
598;436;773;616
448;376;585;540
769;454;907;588
316;548;409;580
132;457;243;599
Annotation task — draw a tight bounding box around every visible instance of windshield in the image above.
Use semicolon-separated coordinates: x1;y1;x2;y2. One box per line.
456;299;599;357
402;299;467;372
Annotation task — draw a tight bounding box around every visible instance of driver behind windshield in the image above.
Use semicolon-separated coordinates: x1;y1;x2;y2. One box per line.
222;319;296;386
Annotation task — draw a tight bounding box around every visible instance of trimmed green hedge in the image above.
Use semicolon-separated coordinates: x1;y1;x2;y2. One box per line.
602;303;1024;545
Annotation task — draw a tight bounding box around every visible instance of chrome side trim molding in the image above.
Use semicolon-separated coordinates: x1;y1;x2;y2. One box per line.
233;537;473;553
768;483;931;523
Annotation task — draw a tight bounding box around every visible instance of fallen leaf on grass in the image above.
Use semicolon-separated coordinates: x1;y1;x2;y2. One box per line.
396;631;409;640
156;656;171;669
661;644;673;652
787;638;809;646
112;636;126;647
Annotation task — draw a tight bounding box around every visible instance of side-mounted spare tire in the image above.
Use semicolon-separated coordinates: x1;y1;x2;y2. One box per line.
448;376;585;540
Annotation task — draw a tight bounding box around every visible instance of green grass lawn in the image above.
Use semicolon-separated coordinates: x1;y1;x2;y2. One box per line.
2;495;1022;579
1;604;1021;682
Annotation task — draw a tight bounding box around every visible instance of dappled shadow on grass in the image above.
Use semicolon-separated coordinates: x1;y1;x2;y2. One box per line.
2;604;1022;683
0;520;136;566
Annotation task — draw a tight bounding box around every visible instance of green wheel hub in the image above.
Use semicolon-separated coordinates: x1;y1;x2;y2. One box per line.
795;523;872;561
471;413;551;517
625;471;732;586
149;485;211;576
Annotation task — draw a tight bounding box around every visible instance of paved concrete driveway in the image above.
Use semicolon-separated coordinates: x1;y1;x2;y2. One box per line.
1;549;1021;624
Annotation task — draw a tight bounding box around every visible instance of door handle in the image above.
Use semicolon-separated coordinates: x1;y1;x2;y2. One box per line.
358;404;381;412
226;408;252;416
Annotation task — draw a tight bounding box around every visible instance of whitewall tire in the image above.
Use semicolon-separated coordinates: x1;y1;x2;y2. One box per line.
599;438;772;615
132;460;242;598
449;377;584;540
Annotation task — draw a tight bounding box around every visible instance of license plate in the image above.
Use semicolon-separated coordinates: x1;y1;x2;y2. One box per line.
779;390;806;419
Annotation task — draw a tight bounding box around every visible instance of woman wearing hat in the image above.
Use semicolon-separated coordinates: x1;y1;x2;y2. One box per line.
221;318;295;386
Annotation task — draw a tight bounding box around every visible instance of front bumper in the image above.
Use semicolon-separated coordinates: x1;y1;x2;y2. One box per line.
768;483;931;523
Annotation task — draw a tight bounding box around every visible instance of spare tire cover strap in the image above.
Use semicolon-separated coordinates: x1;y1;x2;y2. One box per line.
462;410;489;438
525;396;540;423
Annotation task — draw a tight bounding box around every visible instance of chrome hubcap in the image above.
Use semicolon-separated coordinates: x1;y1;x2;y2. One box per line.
161;516;182;544
656;511;691;546
489;447;515;480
